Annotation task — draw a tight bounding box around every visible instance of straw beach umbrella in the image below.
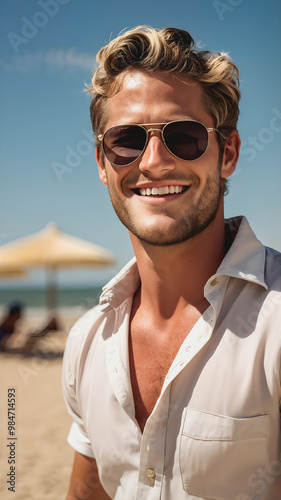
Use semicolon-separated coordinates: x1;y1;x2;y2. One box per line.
0;223;116;310
0;266;28;279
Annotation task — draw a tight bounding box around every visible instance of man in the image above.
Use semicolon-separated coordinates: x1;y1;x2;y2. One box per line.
62;26;281;499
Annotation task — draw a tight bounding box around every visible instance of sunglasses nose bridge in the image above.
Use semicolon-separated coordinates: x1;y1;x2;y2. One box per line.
146;126;163;133
138;127;177;173
143;126;166;152
145;126;164;140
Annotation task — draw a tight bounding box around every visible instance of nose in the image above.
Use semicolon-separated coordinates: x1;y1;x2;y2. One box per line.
138;131;176;176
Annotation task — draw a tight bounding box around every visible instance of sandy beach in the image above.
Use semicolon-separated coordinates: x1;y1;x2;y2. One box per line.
0;309;81;500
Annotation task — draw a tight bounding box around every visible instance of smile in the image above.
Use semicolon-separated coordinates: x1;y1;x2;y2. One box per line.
136;185;189;196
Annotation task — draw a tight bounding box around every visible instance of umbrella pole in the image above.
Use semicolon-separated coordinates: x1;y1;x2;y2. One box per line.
46;267;57;313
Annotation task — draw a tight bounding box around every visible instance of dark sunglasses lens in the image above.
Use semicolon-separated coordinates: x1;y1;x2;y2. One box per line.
103;125;147;166
164;121;208;160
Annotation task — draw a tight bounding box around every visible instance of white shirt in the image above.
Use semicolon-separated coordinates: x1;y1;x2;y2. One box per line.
62;216;281;500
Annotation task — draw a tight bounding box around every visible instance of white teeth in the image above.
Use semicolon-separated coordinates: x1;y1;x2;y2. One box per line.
139;186;184;196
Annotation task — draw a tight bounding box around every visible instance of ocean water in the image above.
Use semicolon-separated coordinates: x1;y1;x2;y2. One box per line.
0;287;102;309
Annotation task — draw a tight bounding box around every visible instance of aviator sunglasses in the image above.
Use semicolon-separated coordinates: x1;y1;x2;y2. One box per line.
98;120;220;166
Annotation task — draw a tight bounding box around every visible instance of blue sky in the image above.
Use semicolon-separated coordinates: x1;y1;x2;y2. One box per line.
0;0;280;288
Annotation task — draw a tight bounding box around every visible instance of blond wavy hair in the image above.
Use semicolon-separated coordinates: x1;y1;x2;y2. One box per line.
88;26;240;163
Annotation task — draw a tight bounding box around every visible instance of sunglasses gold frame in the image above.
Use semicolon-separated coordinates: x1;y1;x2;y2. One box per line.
98;120;220;166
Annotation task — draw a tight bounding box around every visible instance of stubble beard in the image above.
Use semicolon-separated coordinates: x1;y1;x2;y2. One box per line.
107;166;224;247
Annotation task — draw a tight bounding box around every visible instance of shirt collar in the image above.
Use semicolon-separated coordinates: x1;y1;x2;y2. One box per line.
99;257;139;310
216;216;267;289
99;216;268;310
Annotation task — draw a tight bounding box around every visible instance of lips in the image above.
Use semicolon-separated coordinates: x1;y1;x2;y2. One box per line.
135;185;189;196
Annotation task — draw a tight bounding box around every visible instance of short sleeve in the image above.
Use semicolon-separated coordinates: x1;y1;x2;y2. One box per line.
67;422;95;458
61;311;98;459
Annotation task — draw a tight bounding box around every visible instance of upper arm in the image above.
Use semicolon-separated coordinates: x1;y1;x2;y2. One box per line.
66;451;111;500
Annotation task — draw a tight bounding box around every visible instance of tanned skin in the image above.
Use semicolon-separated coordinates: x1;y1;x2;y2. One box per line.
66;72;240;498
66;452;111;500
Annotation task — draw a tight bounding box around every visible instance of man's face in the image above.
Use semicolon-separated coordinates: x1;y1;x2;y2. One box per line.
97;72;231;247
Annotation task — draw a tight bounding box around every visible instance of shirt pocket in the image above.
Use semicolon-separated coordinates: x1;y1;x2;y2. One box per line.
179;408;267;500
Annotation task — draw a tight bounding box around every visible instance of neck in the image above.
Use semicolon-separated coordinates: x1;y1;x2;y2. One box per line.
130;213;227;319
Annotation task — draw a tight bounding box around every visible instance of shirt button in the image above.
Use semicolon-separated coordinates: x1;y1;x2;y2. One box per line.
146;468;156;486
210;278;218;287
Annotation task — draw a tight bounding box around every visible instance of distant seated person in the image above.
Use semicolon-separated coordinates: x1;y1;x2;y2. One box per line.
0;302;24;351
31;315;61;338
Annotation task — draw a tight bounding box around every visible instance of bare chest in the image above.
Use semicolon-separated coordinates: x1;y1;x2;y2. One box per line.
129;336;173;432
129;318;199;432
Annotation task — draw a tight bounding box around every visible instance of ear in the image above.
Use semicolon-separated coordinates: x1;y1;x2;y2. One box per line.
96;147;108;186
221;129;241;178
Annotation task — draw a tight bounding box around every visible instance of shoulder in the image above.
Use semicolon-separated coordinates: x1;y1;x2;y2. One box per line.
63;303;114;372
263;246;281;317
264;247;281;322
62;303;116;402
264;246;281;289
63;257;139;364
61;304;117;448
